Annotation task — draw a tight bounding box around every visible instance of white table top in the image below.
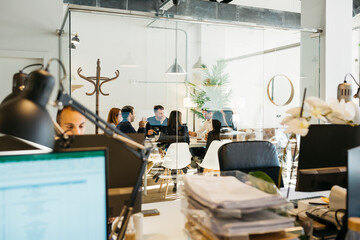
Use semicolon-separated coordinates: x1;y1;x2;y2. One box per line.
142;200;187;240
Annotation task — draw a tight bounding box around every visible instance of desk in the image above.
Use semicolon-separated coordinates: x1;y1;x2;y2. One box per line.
142;200;302;240
142;200;186;240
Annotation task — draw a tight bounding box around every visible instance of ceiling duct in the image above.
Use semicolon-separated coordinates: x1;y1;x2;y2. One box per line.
64;0;302;30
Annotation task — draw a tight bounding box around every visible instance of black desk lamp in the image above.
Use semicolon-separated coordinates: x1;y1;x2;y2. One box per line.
1;63;43;105
0;58;149;240
0;67;55;151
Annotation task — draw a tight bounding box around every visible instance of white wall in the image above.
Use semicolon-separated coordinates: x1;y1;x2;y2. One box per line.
70;13;195;133
0;0;65;116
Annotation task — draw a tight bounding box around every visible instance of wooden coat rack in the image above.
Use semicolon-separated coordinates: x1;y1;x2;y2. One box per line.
77;59;119;134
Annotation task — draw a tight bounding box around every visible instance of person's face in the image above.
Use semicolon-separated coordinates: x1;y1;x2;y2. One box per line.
59;108;87;135
130;110;136;122
204;111;212;120
117;111;122;122
155;109;165;120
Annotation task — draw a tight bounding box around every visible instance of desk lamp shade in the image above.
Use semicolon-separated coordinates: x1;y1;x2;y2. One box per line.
0;69;55;151
1;71;28;105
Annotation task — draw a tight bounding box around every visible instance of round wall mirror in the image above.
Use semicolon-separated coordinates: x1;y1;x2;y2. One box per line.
267;74;294;106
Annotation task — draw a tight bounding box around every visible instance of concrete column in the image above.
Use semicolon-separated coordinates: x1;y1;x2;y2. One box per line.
301;0;352;101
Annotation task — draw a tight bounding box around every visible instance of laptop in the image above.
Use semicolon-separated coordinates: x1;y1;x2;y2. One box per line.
0;149;108;239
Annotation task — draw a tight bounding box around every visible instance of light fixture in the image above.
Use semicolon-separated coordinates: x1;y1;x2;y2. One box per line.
166;21;186;75
69;43;76;50
71;33;80;44
119;52;137;68
338;73;360;103
1;63;43;106
192;56;207;70
0;68;55;151
166;58;186;75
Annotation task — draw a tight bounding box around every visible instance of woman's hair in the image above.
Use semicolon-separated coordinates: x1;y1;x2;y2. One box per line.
212;119;221;140
167;110;182;133
107;108;121;125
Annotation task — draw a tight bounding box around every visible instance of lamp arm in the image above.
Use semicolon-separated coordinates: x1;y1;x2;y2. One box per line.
112;153;149;240
344;73;360;87
57;89;151;240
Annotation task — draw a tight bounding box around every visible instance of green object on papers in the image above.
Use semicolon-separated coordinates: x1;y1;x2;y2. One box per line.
249;171;277;194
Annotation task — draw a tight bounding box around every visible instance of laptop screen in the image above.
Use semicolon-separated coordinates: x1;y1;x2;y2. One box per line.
0;149;108;239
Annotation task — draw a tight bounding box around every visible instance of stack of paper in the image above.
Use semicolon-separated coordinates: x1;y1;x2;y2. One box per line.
183;175;294;238
184;175;287;210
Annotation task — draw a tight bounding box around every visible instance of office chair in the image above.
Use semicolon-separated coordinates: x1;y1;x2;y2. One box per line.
199;140;225;172
159;142;191;198
218;141;283;187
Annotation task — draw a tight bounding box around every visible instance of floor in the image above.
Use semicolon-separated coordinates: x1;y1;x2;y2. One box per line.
142;175;180;203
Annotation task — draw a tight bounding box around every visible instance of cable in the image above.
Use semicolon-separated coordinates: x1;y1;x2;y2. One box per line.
21;63;43;72
45;58;67;91
344;73;360;87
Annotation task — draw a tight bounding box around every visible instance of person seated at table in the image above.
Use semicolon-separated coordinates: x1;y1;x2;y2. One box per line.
107;107;121;128
146;105;168;136
197;119;221;173
116;105;146;134
56;106;86;135
205;119;221;154
157;110;190;192
189;109;213;138
157;110;189;147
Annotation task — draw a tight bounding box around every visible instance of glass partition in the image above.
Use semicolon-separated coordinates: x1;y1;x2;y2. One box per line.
58;9;320;203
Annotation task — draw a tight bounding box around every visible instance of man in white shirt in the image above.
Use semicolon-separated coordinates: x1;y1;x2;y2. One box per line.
189;109;213;138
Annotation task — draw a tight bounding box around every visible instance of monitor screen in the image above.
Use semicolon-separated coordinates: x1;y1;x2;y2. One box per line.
54;133;144;217
296;124;360;191
0;150;108;240
212;110;234;128
348;146;360;217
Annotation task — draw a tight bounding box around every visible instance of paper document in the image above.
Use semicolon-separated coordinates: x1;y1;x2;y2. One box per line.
184;175;287;210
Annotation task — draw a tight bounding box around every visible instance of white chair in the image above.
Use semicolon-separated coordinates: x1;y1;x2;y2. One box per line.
199;140;225;172
159;143;191;197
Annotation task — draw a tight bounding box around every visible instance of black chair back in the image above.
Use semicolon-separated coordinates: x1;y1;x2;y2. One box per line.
218;141;283;187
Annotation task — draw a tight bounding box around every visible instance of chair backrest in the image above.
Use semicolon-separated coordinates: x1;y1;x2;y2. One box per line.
162;142;191;169
218;141;282;186
199;140;225;170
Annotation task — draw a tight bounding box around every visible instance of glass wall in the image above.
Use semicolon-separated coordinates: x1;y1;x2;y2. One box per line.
59;9;320;203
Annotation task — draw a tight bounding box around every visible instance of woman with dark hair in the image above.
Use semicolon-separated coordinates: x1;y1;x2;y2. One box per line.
107;108;121;127
205;119;221;153
158;110;189;146
157;110;190;192
197;119;222;173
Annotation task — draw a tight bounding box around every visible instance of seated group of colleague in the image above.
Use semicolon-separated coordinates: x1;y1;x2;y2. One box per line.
56;104;222;159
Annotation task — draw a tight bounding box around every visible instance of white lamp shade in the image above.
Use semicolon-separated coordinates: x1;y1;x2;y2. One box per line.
120;52;137;67
166;58;186;75
192;56;207;70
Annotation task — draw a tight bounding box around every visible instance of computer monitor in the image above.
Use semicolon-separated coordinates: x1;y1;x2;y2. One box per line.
296;124;360;192
0;149;108;239
55;133;145;217
212;110;234;129
347;146;360;217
